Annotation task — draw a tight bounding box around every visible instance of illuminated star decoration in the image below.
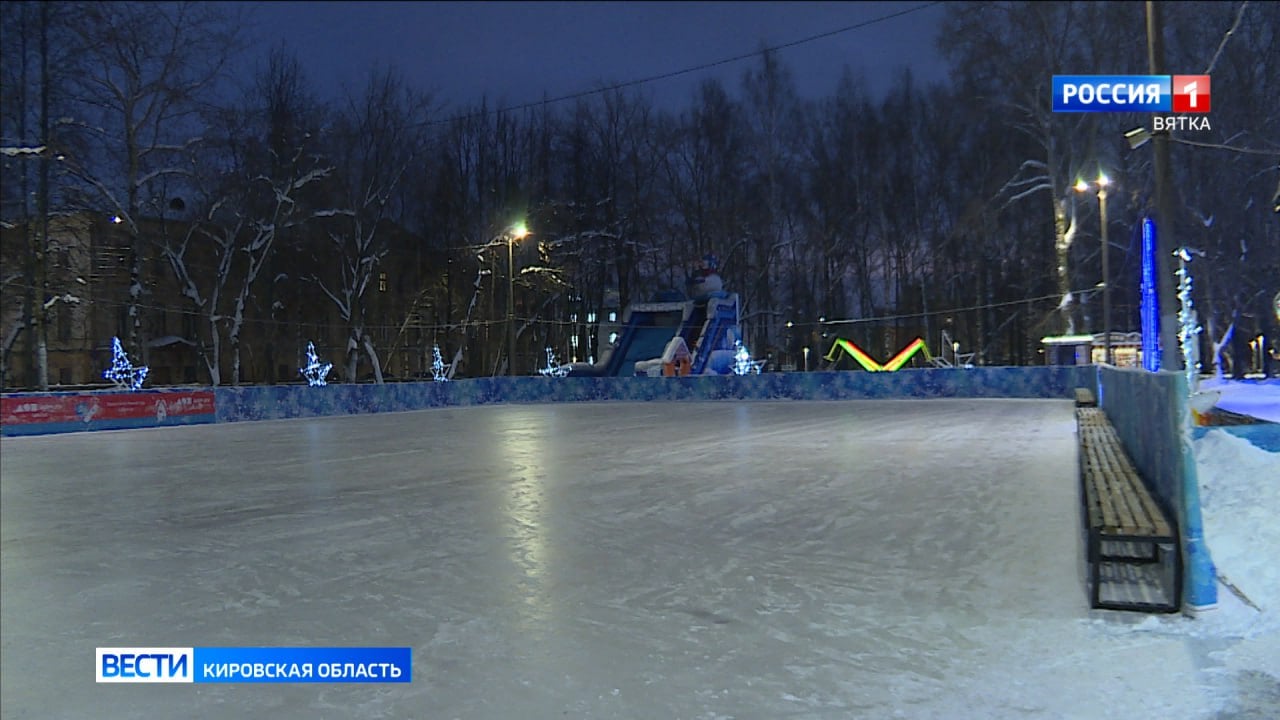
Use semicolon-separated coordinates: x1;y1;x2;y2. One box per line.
539;347;569;377
1175;248;1202;395
300;341;332;387
103;336;149;390
733;341;764;375
431;343;449;382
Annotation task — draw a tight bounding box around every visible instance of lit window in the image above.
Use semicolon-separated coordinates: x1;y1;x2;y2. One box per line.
587;312;596;323
378;272;388;292
608;312;617;322
609;332;618;345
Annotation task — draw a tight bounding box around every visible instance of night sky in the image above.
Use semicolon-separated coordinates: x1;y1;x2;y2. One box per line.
234;1;950;113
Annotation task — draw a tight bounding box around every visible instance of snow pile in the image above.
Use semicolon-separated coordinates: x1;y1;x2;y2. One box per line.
1195;428;1280;637
1191;427;1280;712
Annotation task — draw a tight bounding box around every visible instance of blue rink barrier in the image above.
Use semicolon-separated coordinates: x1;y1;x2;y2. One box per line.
3;367;1096;434
212;366;1098;422
1097;366;1217;612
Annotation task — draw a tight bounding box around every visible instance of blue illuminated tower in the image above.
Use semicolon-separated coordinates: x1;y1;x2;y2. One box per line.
1140;218;1162;371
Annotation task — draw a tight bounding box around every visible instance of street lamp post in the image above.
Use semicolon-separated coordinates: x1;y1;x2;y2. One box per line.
506;223;529;376
1098;175;1112;366
1076;173;1112;365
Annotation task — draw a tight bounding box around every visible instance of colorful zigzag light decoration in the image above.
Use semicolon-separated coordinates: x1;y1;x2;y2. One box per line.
824;338;927;372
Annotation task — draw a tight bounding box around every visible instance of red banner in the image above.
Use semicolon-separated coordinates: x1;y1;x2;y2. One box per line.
1;391;215;426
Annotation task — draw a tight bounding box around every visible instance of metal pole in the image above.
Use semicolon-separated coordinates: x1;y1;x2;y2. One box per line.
1099;186;1112;365
507;233;516;376
1147;0;1183;372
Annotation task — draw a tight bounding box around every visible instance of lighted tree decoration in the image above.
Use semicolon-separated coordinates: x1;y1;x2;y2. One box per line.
733;341;764;375
431;343;449;382
1175;248;1202;395
300;341;332;387
539;347;569;377
103;336;149;390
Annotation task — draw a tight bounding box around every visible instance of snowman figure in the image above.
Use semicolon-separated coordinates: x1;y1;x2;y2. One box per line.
687;253;724;298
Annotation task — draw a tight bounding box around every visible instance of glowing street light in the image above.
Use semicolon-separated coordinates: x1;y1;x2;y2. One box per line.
1076;173;1113;365
506;223;530;376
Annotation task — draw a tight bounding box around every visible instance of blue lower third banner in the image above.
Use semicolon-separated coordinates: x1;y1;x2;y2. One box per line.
96;647;412;683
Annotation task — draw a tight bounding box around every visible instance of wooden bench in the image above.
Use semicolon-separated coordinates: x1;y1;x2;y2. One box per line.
1076;407;1180;612
1074;387;1097;407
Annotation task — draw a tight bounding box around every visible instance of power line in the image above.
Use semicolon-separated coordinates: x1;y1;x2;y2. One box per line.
811;290;1091;327
7;277;1077;337
418;1;945;128
1171;137;1280;157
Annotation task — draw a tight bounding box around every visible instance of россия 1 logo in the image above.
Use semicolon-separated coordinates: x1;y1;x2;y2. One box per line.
1053;74;1211;131
1171;75;1210;113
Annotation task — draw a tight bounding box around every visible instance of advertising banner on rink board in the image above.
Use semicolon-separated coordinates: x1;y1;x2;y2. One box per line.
0;390;215;435
96;647;412;684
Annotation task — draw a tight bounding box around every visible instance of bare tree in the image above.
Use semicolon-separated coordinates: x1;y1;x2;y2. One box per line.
159;49;331;386
739;50;807;352
661;79;750;289
311;68;430;383
0;1;86;388
799;70;879;332
1162;1;1280;377
56;1;242;359
939;2;1147;336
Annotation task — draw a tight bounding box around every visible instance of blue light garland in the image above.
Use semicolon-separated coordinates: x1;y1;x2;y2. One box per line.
1140;218;1162;371
539;347;569;377
103;336;148;390
733;341;764;375
431;343;449;382
300;341;332;387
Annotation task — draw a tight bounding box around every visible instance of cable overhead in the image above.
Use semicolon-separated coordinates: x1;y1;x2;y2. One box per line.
9;278;1093;337
419;1;945;128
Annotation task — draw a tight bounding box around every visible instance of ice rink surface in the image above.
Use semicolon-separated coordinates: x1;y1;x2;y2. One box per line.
0;399;1268;719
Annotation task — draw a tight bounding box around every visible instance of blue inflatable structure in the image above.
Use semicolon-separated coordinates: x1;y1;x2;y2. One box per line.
567;256;743;377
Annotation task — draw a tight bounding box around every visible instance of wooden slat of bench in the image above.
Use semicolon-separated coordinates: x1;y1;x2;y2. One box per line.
1096;440;1144;532
1078;420;1172;539
1077;407;1108;427
1094;424;1171;536
1092;434;1145;532
1095;431;1143;531
1083;452;1108;530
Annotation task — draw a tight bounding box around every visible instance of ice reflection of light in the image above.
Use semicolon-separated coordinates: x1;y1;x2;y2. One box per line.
491;409;552;632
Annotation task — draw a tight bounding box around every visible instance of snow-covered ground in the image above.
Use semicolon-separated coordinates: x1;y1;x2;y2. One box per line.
1089;376;1279;716
1;398;1276;718
1198;375;1280;423
1087;423;1280;718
